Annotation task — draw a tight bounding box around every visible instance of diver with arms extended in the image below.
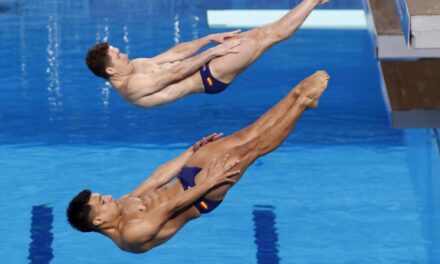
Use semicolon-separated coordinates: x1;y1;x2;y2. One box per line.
85;0;329;108
67;71;329;253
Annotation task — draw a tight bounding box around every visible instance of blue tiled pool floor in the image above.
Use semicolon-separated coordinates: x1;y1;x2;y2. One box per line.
0;134;436;263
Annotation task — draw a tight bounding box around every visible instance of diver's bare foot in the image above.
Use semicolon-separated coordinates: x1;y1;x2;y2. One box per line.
296;71;329;109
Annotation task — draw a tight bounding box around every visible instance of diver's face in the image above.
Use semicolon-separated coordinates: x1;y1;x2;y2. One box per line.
88;192;121;228
106;46;131;75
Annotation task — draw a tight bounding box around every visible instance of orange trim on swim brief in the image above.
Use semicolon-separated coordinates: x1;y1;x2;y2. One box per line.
199;201;209;210
206;77;213;86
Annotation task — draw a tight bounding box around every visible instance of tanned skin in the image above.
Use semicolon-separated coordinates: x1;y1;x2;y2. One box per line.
97;0;329;108
83;70;330;253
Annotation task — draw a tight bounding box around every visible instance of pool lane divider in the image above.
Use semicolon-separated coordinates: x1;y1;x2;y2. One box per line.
253;205;280;264
28;205;54;264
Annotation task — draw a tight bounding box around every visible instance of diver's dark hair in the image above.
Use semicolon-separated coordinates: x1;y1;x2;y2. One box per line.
85;42;112;79
67;189;94;232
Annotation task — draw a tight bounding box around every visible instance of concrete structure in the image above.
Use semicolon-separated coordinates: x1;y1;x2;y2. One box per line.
365;0;440;128
395;0;440;48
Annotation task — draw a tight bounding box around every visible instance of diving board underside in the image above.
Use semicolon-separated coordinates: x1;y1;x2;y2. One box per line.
380;60;440;128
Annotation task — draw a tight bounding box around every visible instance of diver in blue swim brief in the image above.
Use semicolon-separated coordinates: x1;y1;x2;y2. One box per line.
67;69;330;254
85;0;328;108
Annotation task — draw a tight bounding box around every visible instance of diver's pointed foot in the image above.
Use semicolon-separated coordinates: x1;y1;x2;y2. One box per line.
301;70;329;109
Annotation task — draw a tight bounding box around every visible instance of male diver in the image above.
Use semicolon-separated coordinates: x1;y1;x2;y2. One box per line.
67;71;329;253
85;0;329;108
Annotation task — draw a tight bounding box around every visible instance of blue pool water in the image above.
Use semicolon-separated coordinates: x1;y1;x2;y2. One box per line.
1;0;439;263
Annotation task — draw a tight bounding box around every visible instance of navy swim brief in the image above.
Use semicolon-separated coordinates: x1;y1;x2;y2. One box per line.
199;61;230;94
177;166;222;214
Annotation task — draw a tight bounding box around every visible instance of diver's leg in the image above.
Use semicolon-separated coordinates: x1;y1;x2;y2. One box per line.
190;73;329;200
188;70;329;168
210;0;328;83
203;94;317;201
233;71;329;140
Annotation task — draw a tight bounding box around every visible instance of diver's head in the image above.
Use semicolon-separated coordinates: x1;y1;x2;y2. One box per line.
85;42;132;79
67;189;121;233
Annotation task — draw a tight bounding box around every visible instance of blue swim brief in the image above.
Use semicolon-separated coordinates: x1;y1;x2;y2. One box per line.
199;61;230;94
177;166;222;214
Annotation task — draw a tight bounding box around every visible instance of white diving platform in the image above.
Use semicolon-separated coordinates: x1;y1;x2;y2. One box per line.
395;0;440;49
365;0;440;128
207;10;367;29
364;0;440;59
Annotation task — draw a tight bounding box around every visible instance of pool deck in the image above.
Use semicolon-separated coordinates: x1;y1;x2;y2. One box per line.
365;0;440;128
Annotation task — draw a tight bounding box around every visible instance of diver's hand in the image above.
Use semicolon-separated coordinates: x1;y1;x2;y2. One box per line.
192;133;223;152
210;39;241;57
208;29;241;44
205;154;240;188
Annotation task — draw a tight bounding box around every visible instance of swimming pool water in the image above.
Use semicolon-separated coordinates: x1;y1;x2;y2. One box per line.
0;0;439;263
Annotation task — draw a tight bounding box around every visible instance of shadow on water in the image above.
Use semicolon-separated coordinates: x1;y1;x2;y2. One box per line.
253;205;280;264
0;4;10;13
28;205;53;264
